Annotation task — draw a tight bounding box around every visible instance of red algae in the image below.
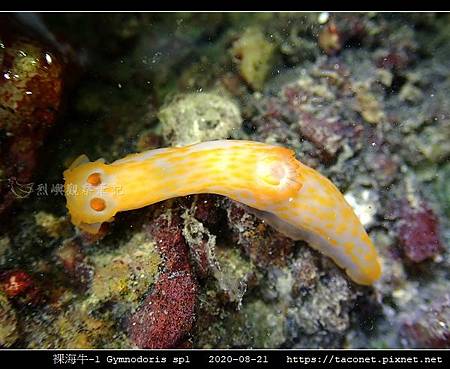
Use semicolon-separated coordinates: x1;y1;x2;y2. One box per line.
128;271;198;349
1;270;34;298
0;270;42;305
398;201;443;263
146;212;190;272
128;212;198;348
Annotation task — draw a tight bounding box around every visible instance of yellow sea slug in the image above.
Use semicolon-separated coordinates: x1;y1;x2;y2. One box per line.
63;140;382;285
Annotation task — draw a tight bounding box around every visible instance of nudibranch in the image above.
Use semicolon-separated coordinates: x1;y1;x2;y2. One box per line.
63;140;382;285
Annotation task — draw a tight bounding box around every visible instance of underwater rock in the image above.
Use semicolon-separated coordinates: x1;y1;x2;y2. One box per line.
135;130;163;152
369;228;406;293
290;270;356;348
277;67;364;162
375;49;412;72
435;163;450;218
374;19;417;73
297;111;363;161
0;31;64;217
0;236;11;266
18;231;161;349
26;301;126;349
194;292;286;348
259;250;357;348
183;225;213;279
230;27;276;91
54;239;92;290
250;100;308;162
159;92;242;146
226;200;295;268
180;198;254;304
181;201;220;279
291;248;320;295
231;299;286;347
257;54;402;191
212;245;255;305
397;200;442;263
401;294;450;348
0;269;43;306
0;292;18;347
190;194;223;229
398;82;424;104
412;122;450;163
364;149;400;187
275;16;319;66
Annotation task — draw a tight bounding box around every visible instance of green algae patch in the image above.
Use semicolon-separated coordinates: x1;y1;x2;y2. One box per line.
21;232;161;349
195;297;286;348
88;232;161;306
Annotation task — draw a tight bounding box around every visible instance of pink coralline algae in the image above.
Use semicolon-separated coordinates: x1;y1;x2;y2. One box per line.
128;212;198;348
365;150;399;186
401;295;450;348
297;111;363;161
0;270;34;298
397;200;443;263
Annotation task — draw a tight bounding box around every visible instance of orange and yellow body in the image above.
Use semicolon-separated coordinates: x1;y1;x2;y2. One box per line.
63;140;382;285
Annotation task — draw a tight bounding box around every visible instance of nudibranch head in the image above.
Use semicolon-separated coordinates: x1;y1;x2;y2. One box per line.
63;155;118;233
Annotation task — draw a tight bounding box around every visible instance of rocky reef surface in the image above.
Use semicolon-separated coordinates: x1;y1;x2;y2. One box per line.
0;13;449;348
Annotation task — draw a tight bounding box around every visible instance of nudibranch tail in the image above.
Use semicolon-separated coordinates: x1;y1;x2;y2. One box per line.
63;140;382;285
